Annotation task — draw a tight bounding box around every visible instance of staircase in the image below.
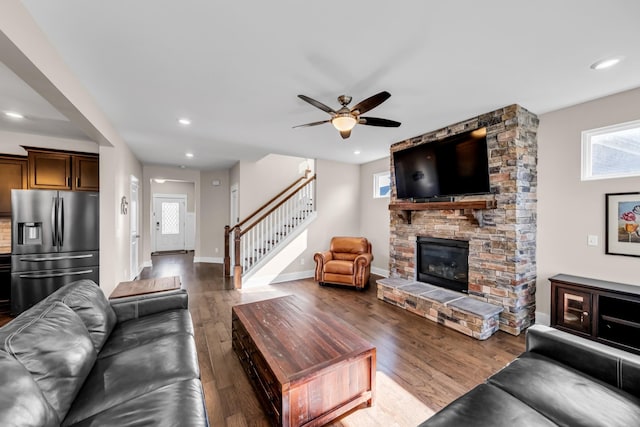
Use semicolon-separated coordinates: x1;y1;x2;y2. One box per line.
224;173;316;288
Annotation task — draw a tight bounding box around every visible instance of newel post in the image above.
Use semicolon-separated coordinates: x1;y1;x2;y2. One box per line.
224;225;230;276
233;226;242;289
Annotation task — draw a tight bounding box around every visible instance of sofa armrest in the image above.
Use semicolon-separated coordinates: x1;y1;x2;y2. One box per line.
526;324;640;396
354;253;373;269
313;251;333;281
110;289;189;323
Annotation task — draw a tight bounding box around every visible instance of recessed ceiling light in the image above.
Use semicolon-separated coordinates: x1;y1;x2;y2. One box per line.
178;118;191;125
4;111;24;119
185;152;194;158
354;150;361;155
590;57;622;70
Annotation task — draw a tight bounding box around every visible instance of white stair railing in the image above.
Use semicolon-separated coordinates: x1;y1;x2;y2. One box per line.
227;175;316;288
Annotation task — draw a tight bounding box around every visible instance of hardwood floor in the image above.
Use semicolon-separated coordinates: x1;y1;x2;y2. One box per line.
140;252;526;426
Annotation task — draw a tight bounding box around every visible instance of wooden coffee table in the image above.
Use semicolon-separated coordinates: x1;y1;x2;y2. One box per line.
232;295;376;427
109;276;181;299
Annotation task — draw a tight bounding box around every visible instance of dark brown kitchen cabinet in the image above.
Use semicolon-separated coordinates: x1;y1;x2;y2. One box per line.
73;155;99;191
25;147;99;192
0;155;28;217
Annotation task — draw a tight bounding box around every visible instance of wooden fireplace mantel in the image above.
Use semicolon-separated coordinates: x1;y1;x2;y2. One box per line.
389;198;497;225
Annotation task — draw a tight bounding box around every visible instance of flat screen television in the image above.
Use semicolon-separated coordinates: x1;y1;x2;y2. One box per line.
393;127;490;200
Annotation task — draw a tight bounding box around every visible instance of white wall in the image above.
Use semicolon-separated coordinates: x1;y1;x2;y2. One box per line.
99;143;142;294
238;154;311;217
200;169;230;262
537;86;640;322
359;157;391;276
0;131;98;155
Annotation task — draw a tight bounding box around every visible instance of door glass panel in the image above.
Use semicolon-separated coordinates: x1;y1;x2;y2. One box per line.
563;294;583;323
161;202;180;235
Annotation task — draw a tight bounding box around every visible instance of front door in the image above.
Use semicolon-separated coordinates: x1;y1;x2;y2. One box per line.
153;195;186;252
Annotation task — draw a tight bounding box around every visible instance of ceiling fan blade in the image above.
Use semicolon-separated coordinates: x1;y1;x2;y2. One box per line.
340;129;352;139
350;91;391;115
292;119;331;128
297;95;336;115
359;116;401;127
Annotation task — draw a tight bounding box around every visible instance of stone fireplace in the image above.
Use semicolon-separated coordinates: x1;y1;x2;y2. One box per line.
388;104;538;335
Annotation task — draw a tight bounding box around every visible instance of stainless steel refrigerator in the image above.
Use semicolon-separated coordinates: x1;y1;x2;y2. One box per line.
11;189;99;314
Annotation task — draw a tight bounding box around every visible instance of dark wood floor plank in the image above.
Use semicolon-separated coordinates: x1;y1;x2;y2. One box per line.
137;252;525;426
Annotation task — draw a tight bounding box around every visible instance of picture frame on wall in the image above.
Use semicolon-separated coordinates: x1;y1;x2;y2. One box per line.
606;192;640;257
373;171;391;198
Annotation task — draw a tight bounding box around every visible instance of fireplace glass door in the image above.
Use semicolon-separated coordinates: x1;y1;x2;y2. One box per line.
417;237;469;293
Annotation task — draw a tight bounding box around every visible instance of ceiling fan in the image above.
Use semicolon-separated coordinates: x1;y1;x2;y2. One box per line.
294;91;401;139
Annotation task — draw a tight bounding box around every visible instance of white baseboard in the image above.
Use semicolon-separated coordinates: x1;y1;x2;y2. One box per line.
194;256;223;264
371;266;389;278
243;269;315;288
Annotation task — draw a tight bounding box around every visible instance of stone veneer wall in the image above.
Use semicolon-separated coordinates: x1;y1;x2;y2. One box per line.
389;104;539;335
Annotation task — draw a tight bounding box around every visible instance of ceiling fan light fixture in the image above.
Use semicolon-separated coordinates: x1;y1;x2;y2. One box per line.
331;114;357;132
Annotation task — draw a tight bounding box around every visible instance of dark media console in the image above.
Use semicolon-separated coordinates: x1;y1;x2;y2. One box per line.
550;274;640;355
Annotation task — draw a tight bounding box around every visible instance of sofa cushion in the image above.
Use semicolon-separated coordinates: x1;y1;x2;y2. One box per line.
63;379;207;427
324;260;354;275
98;309;194;358
58;280;117;353
418;383;556;426
0;350;59;427
64;332;200;425
489;352;640;427
330;237;369;261
3;302;96;422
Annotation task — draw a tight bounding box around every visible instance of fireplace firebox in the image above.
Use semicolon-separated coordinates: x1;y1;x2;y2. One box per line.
417;237;469;293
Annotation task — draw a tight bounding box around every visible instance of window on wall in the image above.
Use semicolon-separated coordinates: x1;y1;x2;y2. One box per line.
582;119;640;180
373;171;391;198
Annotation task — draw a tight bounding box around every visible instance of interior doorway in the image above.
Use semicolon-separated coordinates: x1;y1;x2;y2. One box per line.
152;194;187;252
130;175;140;279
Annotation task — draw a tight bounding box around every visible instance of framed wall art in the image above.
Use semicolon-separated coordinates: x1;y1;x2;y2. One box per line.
373;171;391;198
606;192;640;257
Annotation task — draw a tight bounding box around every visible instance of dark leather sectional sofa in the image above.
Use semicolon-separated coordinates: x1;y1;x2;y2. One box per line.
419;324;640;426
0;279;208;426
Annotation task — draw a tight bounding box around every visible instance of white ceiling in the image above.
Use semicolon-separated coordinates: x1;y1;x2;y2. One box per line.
2;1;640;170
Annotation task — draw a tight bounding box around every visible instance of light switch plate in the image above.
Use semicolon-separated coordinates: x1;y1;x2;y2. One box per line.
588;235;598;246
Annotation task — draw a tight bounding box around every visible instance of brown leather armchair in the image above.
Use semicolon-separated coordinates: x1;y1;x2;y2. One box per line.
314;237;373;289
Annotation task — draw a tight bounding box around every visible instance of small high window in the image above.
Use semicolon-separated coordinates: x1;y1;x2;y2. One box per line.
582;119;640;181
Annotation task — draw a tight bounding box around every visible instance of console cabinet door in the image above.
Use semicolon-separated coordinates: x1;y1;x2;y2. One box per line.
0;156;28;216
555;287;592;335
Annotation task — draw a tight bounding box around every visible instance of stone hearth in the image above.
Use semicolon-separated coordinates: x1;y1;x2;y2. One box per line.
388;104;538;335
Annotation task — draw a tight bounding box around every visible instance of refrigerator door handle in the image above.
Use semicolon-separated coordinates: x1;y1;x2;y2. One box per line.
19;254;94;262
51;197;58;245
58;197;64;247
19;269;94;279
